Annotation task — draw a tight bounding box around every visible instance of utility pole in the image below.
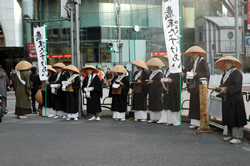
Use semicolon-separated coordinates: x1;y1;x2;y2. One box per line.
235;0;240;60
66;0;82;118
117;0;122;64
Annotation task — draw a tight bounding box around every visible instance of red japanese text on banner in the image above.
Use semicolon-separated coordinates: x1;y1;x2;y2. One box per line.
33;25;48;81
162;0;182;73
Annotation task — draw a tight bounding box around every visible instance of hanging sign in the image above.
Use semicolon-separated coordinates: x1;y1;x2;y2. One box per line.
33;25;48;81
162;0;182;73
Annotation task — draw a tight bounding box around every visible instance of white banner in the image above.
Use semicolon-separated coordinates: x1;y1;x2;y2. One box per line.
162;0;182;73
34;25;48;81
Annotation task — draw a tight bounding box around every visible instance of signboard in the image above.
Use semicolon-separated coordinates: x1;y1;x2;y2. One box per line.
248;0;250;30
34;25;48;81
47;54;71;58
162;0;182;73
151;52;183;56
28;43;37;59
246;36;250;57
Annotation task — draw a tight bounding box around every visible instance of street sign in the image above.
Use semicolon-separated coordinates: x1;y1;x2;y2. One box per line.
28;43;37;59
246;36;250;57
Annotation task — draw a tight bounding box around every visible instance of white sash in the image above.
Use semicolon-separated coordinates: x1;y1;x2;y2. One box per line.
191;57;204;72
134;70;142;81
161;69;170;90
62;74;79;91
16;70;26;85
84;74;96;98
222;68;237;84
149;69;162;80
112;74;126;89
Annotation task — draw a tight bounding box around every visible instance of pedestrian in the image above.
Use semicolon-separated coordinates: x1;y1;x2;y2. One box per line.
131;60;149;122
14;61;32;119
63;65;80;121
109;65;129;121
158;55;181;125
215;56;247;144
41;65;56;117
52;62;69;119
10;69;15;90
97;68;104;85
183;46;210;128
105;68;112;86
81;65;102;121
0;64;9;113
30;67;41;114
145;58;165;123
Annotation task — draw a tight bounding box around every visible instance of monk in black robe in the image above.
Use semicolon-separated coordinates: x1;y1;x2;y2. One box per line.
109;72;129;121
183;46;210;128
131;67;149;122
41;66;56;117
82;66;102;121
52;63;68;119
217;58;247;144
146;66;163;123
158;67;181;125
64;65;80;121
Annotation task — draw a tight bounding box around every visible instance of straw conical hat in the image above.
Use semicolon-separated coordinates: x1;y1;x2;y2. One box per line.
47;65;56;73
63;65;79;74
80;65;99;76
131;60;149;70
163;55;168;62
146;58;165;67
15;61;32;71
185;46;207;57
111;65;127;73
35;89;43;105
215;56;242;70
52;62;66;69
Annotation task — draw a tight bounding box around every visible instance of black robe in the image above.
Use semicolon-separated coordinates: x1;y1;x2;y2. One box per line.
220;69;247;128
53;71;69;111
163;70;181;112
185;58;210;120
42;73;56;108
65;75;80;114
82;74;102;114
148;71;163;112
109;75;129;112
131;70;149;111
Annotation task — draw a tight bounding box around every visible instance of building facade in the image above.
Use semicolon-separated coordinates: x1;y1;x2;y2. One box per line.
1;0;224;74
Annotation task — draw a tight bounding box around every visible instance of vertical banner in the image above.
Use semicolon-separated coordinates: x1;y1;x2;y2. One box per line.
162;0;182;73
34;25;48;81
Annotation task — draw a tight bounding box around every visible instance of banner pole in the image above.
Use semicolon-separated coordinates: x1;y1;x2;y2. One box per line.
179;0;182;130
45;24;48;118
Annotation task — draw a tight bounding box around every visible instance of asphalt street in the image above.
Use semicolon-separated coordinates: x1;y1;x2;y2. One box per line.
0;92;250;166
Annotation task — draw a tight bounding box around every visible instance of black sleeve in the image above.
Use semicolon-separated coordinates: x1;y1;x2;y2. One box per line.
72;76;80;95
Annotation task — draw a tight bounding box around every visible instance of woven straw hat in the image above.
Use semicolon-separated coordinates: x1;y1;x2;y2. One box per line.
146;58;165;67
35;89;43;105
15;61;32;71
80;65;98;76
111;65;127;73
131;60;149;70
47;65;56;73
163;55;168;62
52;62;66;69
63;65;79;74
215;56;242;70
184;46;207;57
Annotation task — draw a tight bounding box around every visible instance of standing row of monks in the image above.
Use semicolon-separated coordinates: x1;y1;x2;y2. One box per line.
14;45;247;144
